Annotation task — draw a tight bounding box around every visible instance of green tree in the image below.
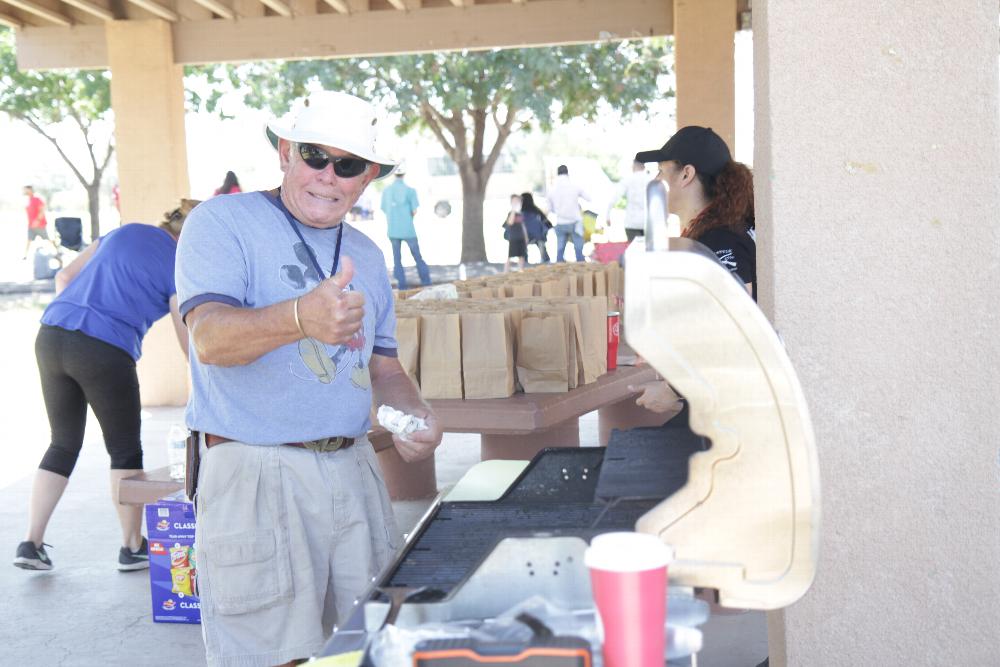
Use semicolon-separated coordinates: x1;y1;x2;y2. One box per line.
193;40;671;263
0;28;113;241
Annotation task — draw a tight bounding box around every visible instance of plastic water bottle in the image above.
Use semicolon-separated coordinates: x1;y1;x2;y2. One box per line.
166;424;188;481
458;262;467;281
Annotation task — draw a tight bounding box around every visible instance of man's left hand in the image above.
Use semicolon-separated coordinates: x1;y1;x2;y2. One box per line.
393;412;442;462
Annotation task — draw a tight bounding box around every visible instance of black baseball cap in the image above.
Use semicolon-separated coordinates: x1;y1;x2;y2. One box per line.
635;126;732;176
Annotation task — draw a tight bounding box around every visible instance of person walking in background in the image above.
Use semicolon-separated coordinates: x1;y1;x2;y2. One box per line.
23;185;53;259
503;194;528;272
381;164;431;289
607;160;652;242
13;200;195;573
546;165;590;262
214;171;242;196
519;192;551;263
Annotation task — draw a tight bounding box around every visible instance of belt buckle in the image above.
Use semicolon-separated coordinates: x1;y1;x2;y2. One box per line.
303;437;344;453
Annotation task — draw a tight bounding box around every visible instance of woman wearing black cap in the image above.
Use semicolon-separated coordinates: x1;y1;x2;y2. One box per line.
628;126;756;415
636;125;756;300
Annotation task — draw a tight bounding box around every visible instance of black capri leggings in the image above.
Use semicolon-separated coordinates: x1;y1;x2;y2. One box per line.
35;325;143;477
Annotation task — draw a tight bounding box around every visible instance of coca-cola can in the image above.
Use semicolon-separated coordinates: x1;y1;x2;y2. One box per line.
607;311;620;371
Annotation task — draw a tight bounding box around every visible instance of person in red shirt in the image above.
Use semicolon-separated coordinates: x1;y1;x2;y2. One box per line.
23;185;52;259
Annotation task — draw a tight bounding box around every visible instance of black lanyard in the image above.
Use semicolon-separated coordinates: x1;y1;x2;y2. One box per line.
268;189;344;280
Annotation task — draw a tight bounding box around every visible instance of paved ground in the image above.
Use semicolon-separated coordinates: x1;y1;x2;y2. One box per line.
0;281;767;666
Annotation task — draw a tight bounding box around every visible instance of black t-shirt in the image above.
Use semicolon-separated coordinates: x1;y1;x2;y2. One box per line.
502;213;527;242
695;227;756;300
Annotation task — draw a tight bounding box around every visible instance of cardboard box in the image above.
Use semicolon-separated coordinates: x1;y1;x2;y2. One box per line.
145;491;200;624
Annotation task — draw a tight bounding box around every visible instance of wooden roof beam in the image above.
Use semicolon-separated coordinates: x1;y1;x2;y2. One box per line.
125;0;178;20
1;0;71;25
60;0;115;21
0;9;23;27
258;0;291;17
189;0;234;18
321;0;347;12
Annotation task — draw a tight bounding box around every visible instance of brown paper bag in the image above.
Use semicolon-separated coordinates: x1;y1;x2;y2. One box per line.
575;296;609;380
395;315;421;387
538;277;569;298
525;302;580;389
516;312;568;393
551;302;584;388
460;311;516;399
592;267;608;296
419;311;463;399
510;282;535;298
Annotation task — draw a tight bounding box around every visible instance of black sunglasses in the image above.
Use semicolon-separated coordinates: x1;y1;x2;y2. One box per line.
297;143;371;178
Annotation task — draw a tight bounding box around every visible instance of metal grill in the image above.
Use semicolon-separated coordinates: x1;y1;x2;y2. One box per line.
383;499;659;593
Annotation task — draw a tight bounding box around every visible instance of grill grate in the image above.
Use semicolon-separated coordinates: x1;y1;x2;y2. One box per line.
595;417;708;500
378;438;700;595
384;500;657;591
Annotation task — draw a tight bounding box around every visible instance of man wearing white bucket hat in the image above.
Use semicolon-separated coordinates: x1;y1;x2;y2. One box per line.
176;91;442;667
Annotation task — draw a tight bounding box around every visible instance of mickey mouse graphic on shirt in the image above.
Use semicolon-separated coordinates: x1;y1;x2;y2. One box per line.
280;243;372;389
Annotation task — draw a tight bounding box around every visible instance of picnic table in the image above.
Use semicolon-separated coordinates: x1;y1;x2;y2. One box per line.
120;366;667;505
428;364;660;460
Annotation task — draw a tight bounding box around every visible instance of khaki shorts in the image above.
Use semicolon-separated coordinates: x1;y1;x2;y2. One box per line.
194;437;402;667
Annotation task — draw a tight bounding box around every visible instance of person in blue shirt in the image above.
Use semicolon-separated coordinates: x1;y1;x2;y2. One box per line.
13;201;195;573
380;166;431;290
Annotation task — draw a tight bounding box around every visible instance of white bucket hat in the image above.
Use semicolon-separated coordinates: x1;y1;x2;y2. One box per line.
265;91;397;180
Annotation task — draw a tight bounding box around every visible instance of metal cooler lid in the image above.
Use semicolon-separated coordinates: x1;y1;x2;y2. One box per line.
624;238;821;610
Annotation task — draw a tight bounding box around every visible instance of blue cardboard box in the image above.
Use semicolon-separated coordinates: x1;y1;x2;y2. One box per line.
145;490;200;624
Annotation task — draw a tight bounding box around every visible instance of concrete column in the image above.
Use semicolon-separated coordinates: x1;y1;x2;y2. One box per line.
754;2;1000;665
673;0;736;150
106;20;191;407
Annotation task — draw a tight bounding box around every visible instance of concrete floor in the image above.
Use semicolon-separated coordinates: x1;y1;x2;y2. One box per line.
0;406;767;666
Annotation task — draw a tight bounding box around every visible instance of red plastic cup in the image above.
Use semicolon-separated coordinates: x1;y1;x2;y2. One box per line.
607;311;620;371
584;532;674;667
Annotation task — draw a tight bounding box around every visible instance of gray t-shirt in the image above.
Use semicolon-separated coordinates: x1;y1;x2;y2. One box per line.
176;191;397;444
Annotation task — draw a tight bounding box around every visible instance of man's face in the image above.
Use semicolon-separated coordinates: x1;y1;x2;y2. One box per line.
278;139;379;229
23;187;32;198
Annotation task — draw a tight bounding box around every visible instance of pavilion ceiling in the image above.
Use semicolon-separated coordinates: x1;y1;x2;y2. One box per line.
7;0;749;70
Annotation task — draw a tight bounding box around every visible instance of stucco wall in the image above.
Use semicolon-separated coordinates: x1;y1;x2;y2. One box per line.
755;1;1000;664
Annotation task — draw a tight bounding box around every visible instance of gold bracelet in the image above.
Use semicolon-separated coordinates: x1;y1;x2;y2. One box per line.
293;297;307;338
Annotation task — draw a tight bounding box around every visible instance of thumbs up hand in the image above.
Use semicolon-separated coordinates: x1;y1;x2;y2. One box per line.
296;256;366;345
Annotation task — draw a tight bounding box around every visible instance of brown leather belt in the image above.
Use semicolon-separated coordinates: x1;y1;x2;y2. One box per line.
204;433;355;453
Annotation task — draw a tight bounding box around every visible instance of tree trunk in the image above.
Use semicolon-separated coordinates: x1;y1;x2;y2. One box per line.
86;182;101;241
458;167;488;264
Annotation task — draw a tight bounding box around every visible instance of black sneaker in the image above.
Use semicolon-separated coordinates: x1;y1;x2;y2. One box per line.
13;541;53;570
118;537;149;571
